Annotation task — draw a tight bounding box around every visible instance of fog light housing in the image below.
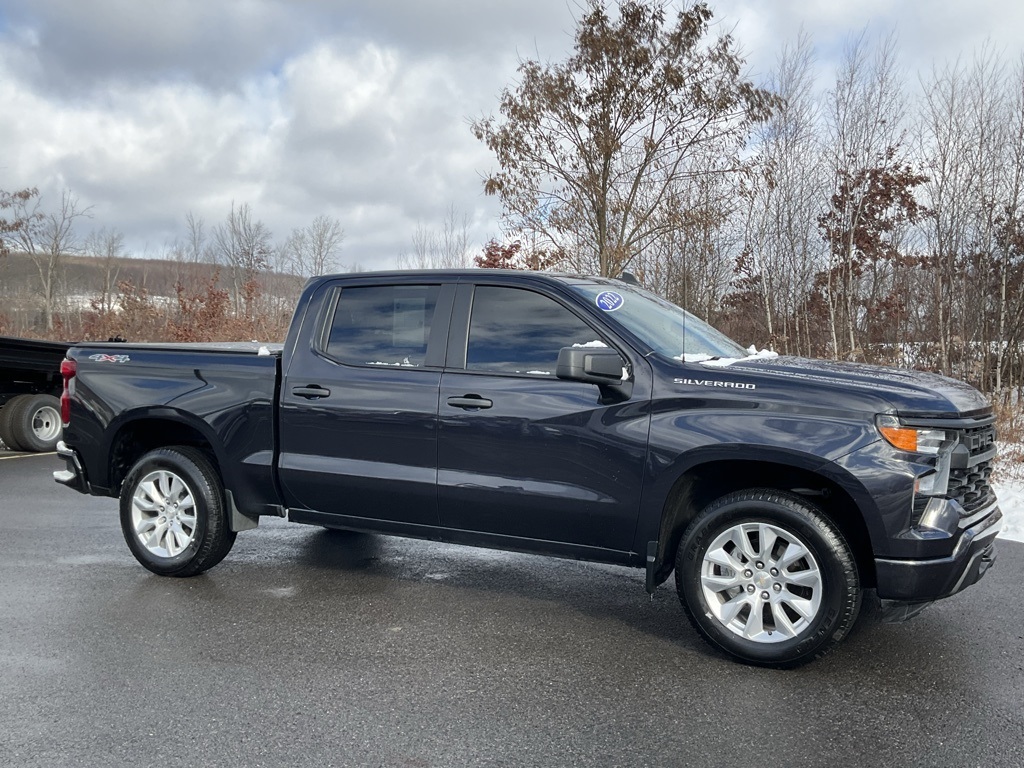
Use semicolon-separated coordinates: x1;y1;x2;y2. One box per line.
912;497;959;538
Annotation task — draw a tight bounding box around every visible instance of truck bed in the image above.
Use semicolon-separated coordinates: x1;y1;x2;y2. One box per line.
79;341;283;355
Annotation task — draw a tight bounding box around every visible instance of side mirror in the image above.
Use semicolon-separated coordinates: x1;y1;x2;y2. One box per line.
556;347;626;385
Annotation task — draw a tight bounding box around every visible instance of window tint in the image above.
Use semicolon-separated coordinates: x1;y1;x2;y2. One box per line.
466;286;602;376
568;282;748;359
324;285;440;367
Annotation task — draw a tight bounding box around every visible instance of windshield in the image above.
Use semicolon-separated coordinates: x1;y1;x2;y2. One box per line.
568;282;749;360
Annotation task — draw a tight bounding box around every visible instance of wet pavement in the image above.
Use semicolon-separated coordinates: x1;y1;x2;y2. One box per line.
1;451;1022;767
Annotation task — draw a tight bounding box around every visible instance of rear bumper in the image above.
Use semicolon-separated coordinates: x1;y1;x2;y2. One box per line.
875;504;1001;608
53;440;91;494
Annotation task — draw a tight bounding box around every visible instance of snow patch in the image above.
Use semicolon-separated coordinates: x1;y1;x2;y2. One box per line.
678;346;780;367
993;480;1024;542
366;358;416;367
994;441;1024;542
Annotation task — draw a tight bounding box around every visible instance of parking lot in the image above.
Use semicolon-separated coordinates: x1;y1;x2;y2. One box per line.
2;450;1022;767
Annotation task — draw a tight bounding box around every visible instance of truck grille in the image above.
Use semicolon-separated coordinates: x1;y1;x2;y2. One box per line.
961;424;996;457
947;459;995;515
909;415;997;524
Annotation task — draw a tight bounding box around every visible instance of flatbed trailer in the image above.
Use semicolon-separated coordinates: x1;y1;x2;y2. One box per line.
0;335;71;452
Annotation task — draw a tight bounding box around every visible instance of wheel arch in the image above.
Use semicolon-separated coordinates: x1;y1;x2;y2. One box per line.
646;453;878;592
104;409;223;497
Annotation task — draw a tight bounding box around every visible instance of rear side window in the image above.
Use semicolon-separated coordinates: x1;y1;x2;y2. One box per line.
323;285;440;367
466;286;600;376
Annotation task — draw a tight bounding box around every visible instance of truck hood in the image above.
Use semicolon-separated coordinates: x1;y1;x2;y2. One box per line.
729;355;991;417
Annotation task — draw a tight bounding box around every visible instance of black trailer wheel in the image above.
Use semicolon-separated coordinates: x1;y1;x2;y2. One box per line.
3;394;62;452
0;394;31;451
676;489;861;668
119;446;237;577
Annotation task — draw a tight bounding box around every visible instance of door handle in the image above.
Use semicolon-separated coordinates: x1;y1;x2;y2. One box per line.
446;395;493;410
292;385;331;399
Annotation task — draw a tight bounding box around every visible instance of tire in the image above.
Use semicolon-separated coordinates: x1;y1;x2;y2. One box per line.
676;489;861;668
5;393;62;452
119;446;237;577
0;394;31;451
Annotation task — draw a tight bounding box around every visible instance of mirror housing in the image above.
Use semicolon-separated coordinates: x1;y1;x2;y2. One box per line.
557;346;632;401
556;347;624;384
557;348;626;397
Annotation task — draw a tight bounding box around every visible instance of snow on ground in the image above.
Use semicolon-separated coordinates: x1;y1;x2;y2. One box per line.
994;439;1024;542
993;480;1024;542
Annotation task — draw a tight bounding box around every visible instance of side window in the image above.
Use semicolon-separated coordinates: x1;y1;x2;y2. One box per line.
466;286;603;376
323;285;440;367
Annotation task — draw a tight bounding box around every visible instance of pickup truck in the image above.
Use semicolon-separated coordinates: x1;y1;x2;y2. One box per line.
53;270;1002;667
0;335;70;452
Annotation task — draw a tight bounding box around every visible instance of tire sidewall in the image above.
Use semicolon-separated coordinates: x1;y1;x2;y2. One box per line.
119;450;212;575
0;394;31;451
678;494;857;666
13;394;61;452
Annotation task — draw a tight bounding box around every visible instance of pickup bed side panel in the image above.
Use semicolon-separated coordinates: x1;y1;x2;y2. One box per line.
65;346;280;516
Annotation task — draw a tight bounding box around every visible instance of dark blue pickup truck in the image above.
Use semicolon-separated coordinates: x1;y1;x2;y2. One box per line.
53;270;1002;666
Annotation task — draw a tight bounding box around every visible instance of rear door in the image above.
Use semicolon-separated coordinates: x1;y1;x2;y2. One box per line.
437;281;652;554
278;278;455;528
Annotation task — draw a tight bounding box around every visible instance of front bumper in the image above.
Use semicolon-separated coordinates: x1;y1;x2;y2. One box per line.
53;440;91;494
875;503;1001;607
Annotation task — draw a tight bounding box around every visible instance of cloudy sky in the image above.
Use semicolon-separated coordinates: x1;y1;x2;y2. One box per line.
1;0;1021;272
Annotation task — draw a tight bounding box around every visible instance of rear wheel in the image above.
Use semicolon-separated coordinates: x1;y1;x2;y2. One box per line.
119;446;236;576
5;394;62;452
676;489;861;668
0;394;31;451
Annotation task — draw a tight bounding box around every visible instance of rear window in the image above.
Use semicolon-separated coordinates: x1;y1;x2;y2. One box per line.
322;285;441;367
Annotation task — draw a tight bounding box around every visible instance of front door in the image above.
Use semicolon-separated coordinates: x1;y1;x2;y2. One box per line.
437;284;651;553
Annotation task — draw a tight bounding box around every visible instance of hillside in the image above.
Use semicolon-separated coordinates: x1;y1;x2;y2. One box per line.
0;251;305;339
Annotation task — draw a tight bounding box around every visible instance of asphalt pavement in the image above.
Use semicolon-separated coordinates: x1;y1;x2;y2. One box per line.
1;451;1022;768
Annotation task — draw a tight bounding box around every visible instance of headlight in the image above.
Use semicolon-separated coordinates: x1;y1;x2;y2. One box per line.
876;415;950;455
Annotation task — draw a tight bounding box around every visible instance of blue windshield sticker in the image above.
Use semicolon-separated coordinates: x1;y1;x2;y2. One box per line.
595;291;624;312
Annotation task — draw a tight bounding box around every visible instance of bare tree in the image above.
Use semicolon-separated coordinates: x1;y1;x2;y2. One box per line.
820;32;910;360
1;187;41;259
637;161;738;324
211;202;273;315
285;214;346;277
178;210;211;292
735;31;827;353
473;0;778;276
9;189;91;331
917;47;1023;383
184;211;207;265
397;205;471;269
84;227;124;315
994;59;1024;392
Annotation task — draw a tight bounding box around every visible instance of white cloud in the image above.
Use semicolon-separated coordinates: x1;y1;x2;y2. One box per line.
1;0;1021;272
285;43;400;135
714;0;1024;78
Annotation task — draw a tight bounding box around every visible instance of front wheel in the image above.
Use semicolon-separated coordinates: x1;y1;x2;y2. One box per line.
119;446;236;576
676;489;861;668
